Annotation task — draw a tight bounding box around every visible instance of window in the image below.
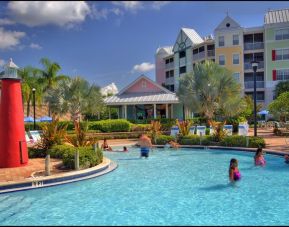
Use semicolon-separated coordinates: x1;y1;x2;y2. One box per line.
276;69;289;81
179;66;186;74
275;28;289;40
169;57;174;63
166;71;170;78
169;70;174;77
141;80;147;88
193;49;198;55
233;73;240;82
219;55;225;65
165;59;169;64
219;36;225;47
179;51;186;58
233;34;239;45
275;49;289;60
233;54;239;64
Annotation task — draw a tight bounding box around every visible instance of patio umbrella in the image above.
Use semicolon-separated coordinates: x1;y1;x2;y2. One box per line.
24;116;34;122
38;116;52;122
257;110;269;115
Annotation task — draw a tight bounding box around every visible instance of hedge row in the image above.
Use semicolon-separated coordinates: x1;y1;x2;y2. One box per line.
155;134;266;148
28;145;103;169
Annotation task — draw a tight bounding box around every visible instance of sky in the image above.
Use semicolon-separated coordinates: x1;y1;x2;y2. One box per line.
0;1;288;90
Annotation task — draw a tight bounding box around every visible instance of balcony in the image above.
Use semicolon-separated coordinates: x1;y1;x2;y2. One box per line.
207;50;215;57
165;77;174;85
193;51;205;61
244;81;265;89
244;61;264;70
244;42;264;51
165;62;174;69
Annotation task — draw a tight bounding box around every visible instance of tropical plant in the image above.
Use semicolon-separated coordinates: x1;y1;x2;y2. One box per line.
149;120;162;144
274;80;289;98
239;95;262;123
268;91;289;122
176;119;192;136
34;117;68;150
19;66;44;116
65;120;98;147
209;120;227;142
177;61;242;121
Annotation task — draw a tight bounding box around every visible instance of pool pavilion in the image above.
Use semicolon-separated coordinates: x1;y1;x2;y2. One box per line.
104;75;185;120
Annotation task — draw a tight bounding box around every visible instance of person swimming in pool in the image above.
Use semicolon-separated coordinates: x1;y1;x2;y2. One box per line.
284;154;289;164
138;134;152;158
101;139;113;151
254;148;266;166
229;158;241;183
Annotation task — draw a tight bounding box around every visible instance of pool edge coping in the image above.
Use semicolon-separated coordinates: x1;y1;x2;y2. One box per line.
0;157;117;194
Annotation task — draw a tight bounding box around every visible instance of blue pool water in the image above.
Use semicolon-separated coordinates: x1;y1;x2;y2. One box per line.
0;147;289;226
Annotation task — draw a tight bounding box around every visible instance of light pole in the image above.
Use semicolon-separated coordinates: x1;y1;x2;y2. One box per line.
32;88;36;130
251;61;259;137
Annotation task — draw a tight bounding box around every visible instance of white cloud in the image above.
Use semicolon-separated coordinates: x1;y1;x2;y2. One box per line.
29;43;42;50
7;1;91;27
151;1;170;10
112;1;143;12
0;59;5;67
0;27;25;49
0;18;15;26
132;62;155;73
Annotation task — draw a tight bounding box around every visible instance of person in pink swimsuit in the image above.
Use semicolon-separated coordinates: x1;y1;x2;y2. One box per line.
229;158;241;183
254;148;266;166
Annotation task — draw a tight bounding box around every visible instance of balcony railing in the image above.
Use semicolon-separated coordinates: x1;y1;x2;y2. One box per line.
244;61;264;70
193;51;205;61
165;62;174;69
207;50;215;57
165;77;175;85
244;81;265;89
244;42;264;51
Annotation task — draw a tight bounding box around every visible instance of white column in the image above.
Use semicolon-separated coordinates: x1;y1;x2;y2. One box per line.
108;107;111;119
153;104;157;119
166;104;169;118
124;105;127;119
171;104;174;118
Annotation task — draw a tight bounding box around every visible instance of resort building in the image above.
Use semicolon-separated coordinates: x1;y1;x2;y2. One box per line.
155;8;289;111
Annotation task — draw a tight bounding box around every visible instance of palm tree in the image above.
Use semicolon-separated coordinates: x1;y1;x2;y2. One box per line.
177;61;243;121
19;66;44;116
39;57;69;116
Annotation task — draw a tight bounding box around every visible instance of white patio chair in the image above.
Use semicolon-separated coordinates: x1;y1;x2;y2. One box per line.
170;126;179;137
189;126;195;135
29;130;42;143
196;126;206;136
224;125;233;136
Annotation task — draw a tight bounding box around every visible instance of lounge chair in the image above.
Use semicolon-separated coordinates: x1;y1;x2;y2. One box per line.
170;126;179;137
25;131;33;144
196;126;206;136
29;130;42;143
189;126;195;135
223;125;233;136
238;124;248;136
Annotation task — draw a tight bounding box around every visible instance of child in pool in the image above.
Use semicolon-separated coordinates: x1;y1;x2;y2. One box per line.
123;146;128;152
254;148;266;166
229;158;241;182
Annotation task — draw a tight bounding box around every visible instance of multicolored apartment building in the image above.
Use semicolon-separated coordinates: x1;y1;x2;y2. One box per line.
156;8;289;110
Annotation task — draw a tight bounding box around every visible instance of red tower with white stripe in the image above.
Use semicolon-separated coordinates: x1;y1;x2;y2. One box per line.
0;58;28;167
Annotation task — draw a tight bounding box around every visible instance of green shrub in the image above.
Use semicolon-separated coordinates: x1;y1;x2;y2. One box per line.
89;119;131;132
220;135;247;147
179;135;201;145
155;135;175;145
249;137;266;148
28;147;47;158
205;128;210;135
131;124;151;132
50;144;103;169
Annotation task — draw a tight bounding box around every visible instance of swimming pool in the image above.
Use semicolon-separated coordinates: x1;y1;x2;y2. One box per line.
0;147;289;225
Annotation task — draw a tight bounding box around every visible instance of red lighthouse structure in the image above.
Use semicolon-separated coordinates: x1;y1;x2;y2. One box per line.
0;58;28;168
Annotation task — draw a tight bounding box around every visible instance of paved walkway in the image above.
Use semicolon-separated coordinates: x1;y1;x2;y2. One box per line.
0;129;288;183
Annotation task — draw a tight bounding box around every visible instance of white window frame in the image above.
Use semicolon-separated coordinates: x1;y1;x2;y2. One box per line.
232;53;240;65
141;80;147;88
275;48;289;61
233;34;239;45
275;28;289;40
219;36;225;47
219;55;225;66
232;72;240;82
276;68;289;81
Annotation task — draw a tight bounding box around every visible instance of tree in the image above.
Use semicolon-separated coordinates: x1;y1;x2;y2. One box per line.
274;81;289;98
177;61;243;121
39;57;69;116
268;91;289;122
45;76;104;121
19;66;44;116
238;95;262;123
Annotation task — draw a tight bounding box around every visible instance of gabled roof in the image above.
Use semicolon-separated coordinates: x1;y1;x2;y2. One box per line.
265;8;289;25
118;74;174;95
156;46;173;55
214;15;242;32
173;28;203;52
